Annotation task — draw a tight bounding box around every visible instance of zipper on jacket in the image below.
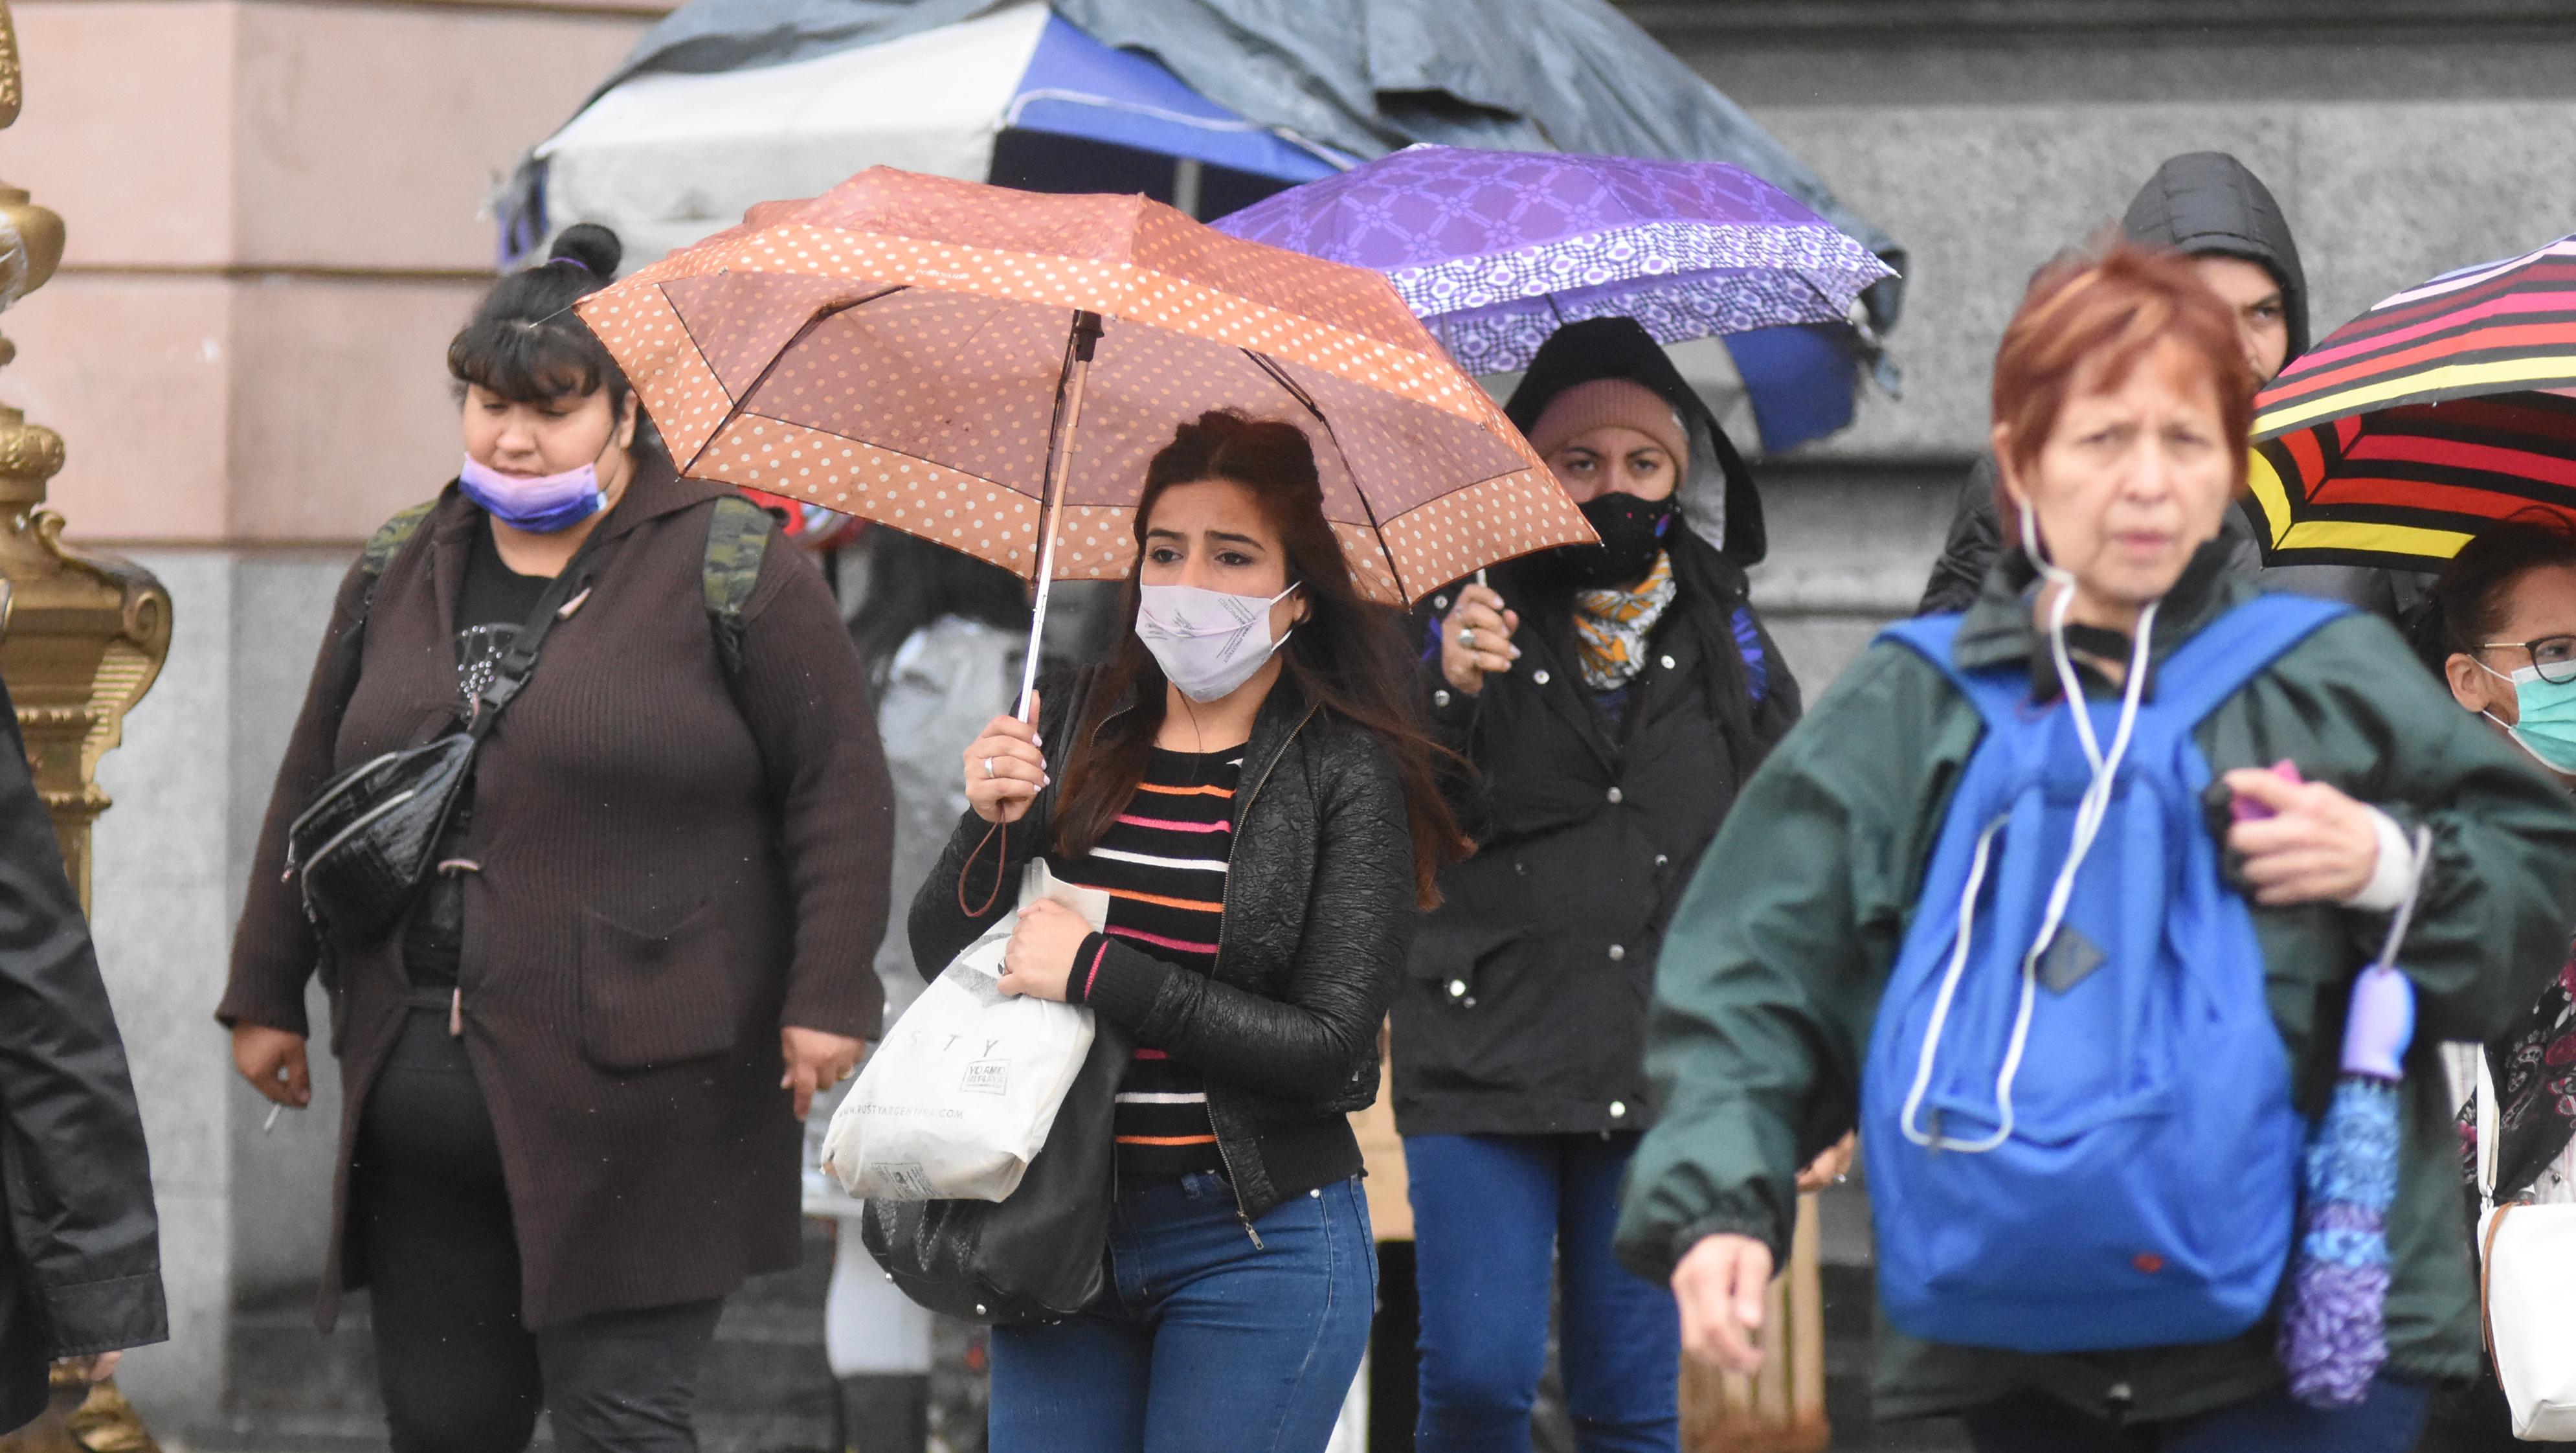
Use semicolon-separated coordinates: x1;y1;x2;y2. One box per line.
1215;1139;1266;1250
1205;704;1317;1243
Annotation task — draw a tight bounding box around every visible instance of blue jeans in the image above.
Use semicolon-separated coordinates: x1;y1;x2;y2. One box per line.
988;1172;1376;1453
1405;1133;1681;1453
1960;1377;2432;1452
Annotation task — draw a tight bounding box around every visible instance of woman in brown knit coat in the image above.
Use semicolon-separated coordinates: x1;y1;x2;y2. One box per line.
218;226;894;1453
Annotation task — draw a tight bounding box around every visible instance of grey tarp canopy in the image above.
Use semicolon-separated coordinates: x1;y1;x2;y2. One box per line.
503;0;1906;338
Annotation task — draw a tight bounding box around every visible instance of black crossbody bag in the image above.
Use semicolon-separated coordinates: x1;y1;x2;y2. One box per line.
283;528;607;945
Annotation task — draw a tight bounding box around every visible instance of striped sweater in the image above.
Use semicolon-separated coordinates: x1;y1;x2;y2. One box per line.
1054;747;1241;1178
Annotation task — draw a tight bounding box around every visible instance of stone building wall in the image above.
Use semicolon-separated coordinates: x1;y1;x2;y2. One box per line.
1639;0;2576;684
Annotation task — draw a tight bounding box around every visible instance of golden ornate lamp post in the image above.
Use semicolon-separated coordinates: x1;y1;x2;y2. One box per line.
0;5;172;1451
0;8;170;911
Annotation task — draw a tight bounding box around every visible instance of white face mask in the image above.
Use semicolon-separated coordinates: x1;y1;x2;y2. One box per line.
1134;581;1300;703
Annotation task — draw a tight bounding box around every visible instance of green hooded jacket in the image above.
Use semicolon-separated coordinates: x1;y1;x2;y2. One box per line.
1615;546;2576;1423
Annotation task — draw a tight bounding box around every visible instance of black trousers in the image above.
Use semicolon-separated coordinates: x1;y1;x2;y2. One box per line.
353;1009;724;1453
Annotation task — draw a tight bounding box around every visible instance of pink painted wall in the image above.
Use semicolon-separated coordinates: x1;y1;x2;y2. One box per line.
1;1;668;545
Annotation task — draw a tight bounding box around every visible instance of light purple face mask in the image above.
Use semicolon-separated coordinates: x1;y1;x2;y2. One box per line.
1134;581;1299;703
458;453;606;534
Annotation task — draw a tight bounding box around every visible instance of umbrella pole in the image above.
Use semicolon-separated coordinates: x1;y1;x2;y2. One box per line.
1018;310;1105;721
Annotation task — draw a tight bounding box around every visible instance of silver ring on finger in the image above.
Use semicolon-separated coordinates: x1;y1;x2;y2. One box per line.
986;757;996;778
1459;625;1475;648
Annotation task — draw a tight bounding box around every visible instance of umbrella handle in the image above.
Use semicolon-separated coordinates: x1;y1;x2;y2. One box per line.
1018;310;1105;721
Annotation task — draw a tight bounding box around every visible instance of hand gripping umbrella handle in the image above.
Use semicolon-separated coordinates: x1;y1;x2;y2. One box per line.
1018;310;1104;721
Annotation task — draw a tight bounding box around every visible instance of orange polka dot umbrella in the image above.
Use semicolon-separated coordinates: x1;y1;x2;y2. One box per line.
576;166;1593;704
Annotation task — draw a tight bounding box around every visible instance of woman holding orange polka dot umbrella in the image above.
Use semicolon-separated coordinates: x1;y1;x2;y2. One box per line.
576;164;1598;1452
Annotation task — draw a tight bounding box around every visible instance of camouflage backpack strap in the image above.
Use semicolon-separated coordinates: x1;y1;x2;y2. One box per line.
348;499;437;632
702;493;776;677
359;500;435;587
321;499;438;743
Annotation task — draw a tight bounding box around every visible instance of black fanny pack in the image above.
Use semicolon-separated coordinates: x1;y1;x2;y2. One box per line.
284;530;605;945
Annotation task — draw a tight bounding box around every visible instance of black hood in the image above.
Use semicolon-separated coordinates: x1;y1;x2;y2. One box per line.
1504;317;1767;566
2120;151;2311;361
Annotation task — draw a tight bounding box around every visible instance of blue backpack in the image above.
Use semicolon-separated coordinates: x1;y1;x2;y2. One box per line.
1862;594;2350;1353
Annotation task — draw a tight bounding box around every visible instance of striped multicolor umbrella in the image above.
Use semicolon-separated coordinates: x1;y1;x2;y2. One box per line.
2247;235;2576;568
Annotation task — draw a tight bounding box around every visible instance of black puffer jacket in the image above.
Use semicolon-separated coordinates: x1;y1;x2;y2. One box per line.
1916;152;2432;622
908;668;1413;1223
1393;320;1802;1139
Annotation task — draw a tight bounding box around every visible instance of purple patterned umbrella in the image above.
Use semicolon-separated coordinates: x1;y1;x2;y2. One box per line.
1213;144;1896;377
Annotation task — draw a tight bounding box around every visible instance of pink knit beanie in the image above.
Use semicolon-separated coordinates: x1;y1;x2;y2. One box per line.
1526;378;1690;469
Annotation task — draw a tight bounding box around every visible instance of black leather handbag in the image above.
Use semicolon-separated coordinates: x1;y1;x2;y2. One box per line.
860;1016;1128;1325
284;531;603;945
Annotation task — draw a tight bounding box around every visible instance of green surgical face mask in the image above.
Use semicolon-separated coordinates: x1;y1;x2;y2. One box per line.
2481;659;2576;774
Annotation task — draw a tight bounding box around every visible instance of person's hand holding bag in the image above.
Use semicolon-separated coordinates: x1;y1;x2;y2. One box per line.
964;692;1047;824
1000;899;1088;1002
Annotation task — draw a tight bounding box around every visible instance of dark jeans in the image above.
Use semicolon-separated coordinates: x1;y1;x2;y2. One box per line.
354;1009;725;1453
1960;1377;2432;1453
987;1171;1376;1453
1404;1132;1681;1453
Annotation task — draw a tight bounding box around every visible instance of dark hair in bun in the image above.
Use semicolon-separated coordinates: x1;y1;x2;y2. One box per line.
447;223;635;416
544;224;620;278
2408;513;2576;673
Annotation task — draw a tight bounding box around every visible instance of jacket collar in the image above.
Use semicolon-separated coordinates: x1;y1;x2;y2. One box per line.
1951;535;2252;697
1235;670;1319;806
592;451;728;541
1076;663;1319;816
1092;664;1329;814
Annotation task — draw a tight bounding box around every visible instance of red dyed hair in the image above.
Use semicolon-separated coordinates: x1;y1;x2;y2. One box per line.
1990;240;2257;545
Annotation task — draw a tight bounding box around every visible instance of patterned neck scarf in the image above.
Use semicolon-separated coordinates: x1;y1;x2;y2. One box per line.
1571;550;1676;692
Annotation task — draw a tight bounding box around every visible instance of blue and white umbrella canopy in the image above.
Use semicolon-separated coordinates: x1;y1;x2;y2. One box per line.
533;2;1345;264
514;0;1908;450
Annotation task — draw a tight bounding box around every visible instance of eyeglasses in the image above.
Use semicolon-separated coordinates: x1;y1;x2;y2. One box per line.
2479;635;2576;684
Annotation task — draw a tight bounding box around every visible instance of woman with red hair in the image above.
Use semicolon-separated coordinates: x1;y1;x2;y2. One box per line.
1613;242;2576;1450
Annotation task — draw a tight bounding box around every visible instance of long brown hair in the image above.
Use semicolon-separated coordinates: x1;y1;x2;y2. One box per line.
1053;411;1470;907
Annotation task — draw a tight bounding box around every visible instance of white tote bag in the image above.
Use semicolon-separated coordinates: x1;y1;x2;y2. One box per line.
2476;1047;2576;1439
821;860;1108;1203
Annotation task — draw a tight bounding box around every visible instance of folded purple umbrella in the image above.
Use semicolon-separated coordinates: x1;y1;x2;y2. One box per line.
1212;144;1895;379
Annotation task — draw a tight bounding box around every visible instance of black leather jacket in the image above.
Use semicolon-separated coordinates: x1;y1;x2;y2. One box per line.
0;682;165;1428
908;668;1414;1224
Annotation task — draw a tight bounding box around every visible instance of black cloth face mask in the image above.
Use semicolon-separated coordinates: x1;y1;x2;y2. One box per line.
1533;491;1676;591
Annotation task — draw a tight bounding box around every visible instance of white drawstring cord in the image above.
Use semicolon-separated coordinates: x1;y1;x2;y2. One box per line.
1900;814;2008;1147
1908;499;2160;1153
